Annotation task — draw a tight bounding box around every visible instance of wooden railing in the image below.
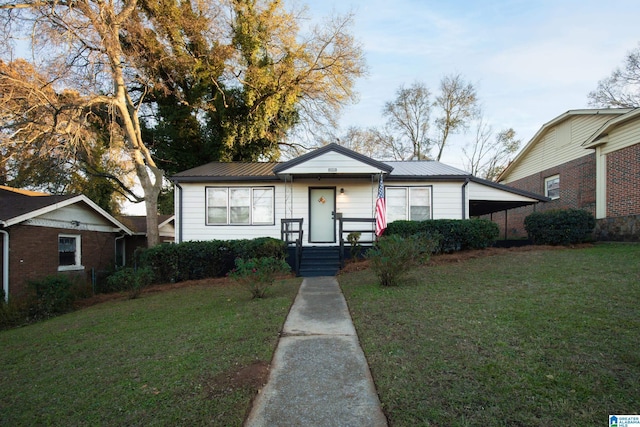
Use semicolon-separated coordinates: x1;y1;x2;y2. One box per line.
281;218;304;275
338;217;375;268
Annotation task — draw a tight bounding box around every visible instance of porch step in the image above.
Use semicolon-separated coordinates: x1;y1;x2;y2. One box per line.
298;246;340;277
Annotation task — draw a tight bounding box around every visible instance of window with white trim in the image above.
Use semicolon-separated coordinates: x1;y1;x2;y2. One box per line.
386;186;432;222
206;187;275;225
58;234;83;271
545;175;560;200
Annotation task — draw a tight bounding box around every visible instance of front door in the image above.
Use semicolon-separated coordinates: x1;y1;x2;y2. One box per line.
309;187;336;243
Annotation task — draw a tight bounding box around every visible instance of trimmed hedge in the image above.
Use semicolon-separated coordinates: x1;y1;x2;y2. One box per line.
524;209;595;245
385;219;499;253
137;237;287;284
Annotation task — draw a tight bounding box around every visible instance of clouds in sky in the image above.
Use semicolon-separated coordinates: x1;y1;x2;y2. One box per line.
294;0;640;166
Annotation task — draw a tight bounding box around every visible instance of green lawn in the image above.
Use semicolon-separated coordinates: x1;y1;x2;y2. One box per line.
340;243;640;426
3;244;638;426
0;278;300;426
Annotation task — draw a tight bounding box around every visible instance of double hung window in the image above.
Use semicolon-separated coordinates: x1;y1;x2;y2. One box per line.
206;187;274;225
545;175;560;200
385;187;432;222
58;235;82;271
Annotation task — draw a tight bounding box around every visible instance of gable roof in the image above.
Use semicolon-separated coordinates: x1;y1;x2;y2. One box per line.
273;143;393;175
497;108;632;181
119;215;174;235
582;107;640;148
171;145;471;183
0;185;132;233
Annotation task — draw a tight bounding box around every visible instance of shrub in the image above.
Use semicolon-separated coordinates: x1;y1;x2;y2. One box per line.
347;232;362;261
386;219;499;253
228;257;291;298
524;209;596;245
366;234;437;287
234;237;287;260
138;238;287;284
0;297;30;329
105;267;154;299
27;275;75;319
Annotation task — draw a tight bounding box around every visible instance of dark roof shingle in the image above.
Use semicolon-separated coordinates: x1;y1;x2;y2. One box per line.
0;186;75;222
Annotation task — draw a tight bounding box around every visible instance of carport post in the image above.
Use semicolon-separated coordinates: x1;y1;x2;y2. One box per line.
504;210;508;240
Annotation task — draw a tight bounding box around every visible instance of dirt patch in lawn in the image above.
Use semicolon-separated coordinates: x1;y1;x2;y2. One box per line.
203;360;271;399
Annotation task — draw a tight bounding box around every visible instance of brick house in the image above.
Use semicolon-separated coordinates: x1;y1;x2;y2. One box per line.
496;108;640;241
0;186;132;300
117;215;175;266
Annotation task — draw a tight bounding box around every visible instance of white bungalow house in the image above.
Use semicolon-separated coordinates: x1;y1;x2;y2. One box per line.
172;144;547;275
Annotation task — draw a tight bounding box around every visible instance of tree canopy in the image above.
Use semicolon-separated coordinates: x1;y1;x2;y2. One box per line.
0;0;366;244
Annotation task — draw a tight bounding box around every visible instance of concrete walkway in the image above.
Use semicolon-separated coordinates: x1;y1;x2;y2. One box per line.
245;276;387;427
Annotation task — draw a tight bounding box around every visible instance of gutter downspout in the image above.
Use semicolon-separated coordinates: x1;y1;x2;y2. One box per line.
115;233;126;267
461;178;470;219
174;182;183;244
1;229;8;302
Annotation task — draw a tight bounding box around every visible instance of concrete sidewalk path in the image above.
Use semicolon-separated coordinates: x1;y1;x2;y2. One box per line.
244;276;387;427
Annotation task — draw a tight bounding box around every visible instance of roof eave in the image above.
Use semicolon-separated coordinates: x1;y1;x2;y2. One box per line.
498;108;633;181
171;175;280;183
273;143;393;174
386;174;471;181
3;195;134;234
470;176;551;202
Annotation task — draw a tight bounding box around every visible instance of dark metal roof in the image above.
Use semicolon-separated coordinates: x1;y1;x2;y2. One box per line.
171;162;280;182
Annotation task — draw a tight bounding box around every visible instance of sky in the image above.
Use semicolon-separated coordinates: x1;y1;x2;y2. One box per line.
125;0;640;214
290;0;640;168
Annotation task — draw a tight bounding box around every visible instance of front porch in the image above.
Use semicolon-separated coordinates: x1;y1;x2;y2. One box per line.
282;217;375;276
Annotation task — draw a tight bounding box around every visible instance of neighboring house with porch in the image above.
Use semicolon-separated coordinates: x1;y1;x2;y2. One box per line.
496;108;640;241
0;186;132;300
172;143;547;275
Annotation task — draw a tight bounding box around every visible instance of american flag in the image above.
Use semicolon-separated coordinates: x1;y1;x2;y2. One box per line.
375;174;386;237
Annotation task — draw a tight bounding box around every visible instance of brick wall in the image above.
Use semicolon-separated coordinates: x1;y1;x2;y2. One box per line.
7;225;116;298
607;143;640;217
488;154;596;238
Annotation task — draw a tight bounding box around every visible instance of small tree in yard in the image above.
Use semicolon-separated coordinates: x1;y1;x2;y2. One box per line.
366;234;437;287
229;257;291;299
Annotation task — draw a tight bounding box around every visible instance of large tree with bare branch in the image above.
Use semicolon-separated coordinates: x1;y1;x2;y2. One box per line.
381;75;478;161
462;115;521;181
0;0;366;245
588;43;640;108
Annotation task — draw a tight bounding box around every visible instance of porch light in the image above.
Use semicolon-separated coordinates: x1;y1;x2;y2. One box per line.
340;188;345;195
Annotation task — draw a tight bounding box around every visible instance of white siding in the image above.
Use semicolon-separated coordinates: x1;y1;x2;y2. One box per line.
602;119;640;154
431;182;463;219
177;178;468;244
281;151;383;174
179;182;282;242
40;204;107;225
26;204;118;232
467;182;538;202
503;115;611;183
